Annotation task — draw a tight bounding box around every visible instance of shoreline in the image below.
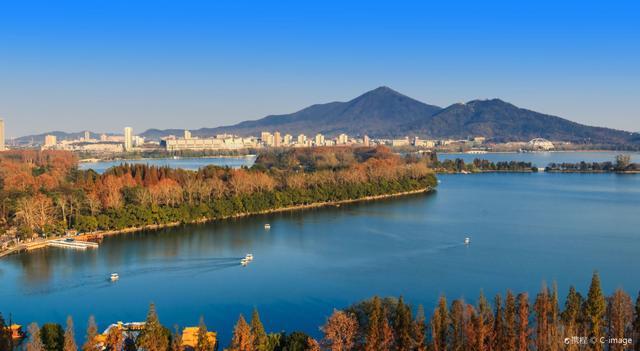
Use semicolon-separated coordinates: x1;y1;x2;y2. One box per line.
0;187;432;258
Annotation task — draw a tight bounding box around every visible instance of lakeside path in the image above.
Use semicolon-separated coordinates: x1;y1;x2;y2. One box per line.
0;187;432;258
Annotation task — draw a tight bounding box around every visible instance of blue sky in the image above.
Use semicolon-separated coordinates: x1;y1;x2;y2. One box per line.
1;0;638;137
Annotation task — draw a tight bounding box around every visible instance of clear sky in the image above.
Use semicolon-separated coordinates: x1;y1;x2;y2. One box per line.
1;0;639;137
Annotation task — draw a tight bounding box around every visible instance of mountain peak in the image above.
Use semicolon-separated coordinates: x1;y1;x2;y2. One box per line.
358;86;405;98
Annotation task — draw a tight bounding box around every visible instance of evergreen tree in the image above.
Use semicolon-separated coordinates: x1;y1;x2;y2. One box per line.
584;272;606;351
195;316;212;351
104;326;124;351
63;316;77;351
430;295;449;351
137;303;169;351
504;291;517;351
516;293;530;351
534;284;550;351
82;316;99;351
477;291;494;351
41;323;64;351
561;285;583;351
250;309;268;351
27;323;45;351
413;304;427;351
229;314;253;351
364;297;383;351
393;297;413;351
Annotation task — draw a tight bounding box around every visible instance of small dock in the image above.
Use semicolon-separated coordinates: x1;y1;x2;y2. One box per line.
48;239;99;250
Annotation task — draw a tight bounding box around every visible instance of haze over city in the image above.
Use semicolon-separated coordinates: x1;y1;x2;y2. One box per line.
1;0;639;138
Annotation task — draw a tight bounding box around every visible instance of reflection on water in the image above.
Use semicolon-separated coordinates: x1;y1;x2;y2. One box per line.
1;173;639;344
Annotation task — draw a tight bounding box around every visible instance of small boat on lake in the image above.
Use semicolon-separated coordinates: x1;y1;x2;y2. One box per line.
240;258;249;266
245;253;253;261
464;237;471;245
110;273;119;281
264;224;271;230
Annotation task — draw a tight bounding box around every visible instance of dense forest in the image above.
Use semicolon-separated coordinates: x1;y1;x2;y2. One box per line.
0;147;436;245
2;273;638;351
545;155;639;173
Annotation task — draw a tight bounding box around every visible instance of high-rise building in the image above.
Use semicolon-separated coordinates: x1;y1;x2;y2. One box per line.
338;133;348;145
260;131;274;146
297;134;307;145
44;135;57;147
184;130;192;139
124;127;133;151
314;133;325;146
0;119;5;151
283;134;293;145
273;131;281;147
363;135;370;147
84;131;91;141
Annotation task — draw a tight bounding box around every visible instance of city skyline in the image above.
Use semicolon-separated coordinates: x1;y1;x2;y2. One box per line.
0;1;639;137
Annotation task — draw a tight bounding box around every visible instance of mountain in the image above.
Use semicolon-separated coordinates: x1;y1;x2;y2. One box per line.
158;86;442;139
400;99;638;144
16;87;640;146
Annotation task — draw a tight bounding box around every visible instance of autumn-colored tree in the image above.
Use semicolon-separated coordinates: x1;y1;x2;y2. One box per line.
449;299;466;351
493;294;506;351
82;316;98;351
104;326;124;351
430;295;449;351
321;309;358;351
250;309;268;351
606;289;633;351
534;284;551;351
584;272;606;351
364;297;384;351
229;314;253;351
413;304;427;351
63;316;77;351
504;291;517;351
476;292;494;351
307;337;321;351
27;323;44;351
634;291;640;351
516;293;531;351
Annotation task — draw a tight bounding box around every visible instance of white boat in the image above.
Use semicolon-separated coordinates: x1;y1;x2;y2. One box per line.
240;258;249;266
245;253;253;261
264;224;271;230
110;273;119;281
464;237;471;245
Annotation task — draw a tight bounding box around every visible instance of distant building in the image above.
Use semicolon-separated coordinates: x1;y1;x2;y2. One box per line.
100;133;108;142
124;127;133;151
363;135;370;147
261;131;274;146
44;134;57;147
473;136;486;144
184;130;192;139
0;119;5;151
84;131;91;141
391;137;410;147
283;134;293;145
273;131;281;147
338;133;348;145
314;133;325;146
297;134;307;145
528;138;555;150
162;135;258;151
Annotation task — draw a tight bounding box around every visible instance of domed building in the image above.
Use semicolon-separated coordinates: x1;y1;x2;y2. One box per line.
528;138;555;150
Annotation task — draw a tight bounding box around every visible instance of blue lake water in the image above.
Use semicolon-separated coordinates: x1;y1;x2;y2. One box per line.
438;151;640;165
1;172;638;345
79;156;257;173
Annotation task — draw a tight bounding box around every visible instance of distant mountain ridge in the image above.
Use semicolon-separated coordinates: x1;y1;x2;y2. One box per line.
15;87;640;146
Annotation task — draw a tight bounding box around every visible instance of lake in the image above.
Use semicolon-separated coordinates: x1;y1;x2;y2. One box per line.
1;171;638;345
78;151;640;174
78;156;257;173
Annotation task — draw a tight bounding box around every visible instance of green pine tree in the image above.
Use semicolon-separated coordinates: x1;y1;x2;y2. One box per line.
137;303;169;351
195;316;212;351
584;272;606;351
250;308;268;351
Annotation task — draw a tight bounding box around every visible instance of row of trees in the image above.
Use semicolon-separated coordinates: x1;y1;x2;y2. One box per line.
546;155;639;172
432;158;537;173
0;147;437;242
8;273;639;351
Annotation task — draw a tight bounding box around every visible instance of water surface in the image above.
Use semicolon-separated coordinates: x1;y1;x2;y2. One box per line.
1;173;638;343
